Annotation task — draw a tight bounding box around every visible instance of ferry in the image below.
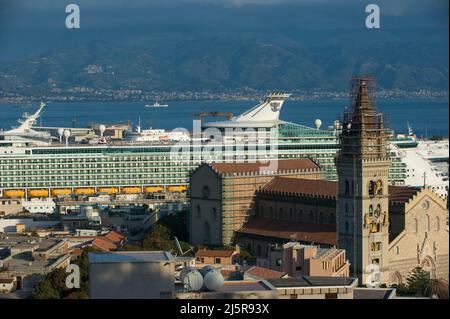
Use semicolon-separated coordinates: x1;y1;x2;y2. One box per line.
145;101;168;108
0;94;446;199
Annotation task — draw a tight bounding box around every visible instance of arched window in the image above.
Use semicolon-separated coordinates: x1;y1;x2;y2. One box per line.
414;218;418;233
375;180;383;195
289;208;293;220
368;180;375;196
279;207;283;219
345;221;349;233
212;207;217;220
319;212;324;223
196;205;201;219
297;209;303;221
345;180;349;196
345;203;348;213
330;213;335;224
203;221;210;242
375;204;381;217
270;206;274;218
435;217;440;232
257;245;262;257
309;210;314;222
259;206;264;217
425;214;430;232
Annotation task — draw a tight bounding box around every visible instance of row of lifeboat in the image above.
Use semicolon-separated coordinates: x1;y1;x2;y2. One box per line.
2;185;187;198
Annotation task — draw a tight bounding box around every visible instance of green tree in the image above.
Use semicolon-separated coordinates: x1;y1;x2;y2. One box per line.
142;224;174;251
65;290;89;299
32;279;60;299
406;267;431;297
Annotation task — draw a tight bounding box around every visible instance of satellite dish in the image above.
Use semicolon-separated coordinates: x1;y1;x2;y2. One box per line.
203;269;224;291
314;119;322;130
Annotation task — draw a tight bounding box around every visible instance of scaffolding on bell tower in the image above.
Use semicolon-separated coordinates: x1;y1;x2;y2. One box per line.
339;76;390;160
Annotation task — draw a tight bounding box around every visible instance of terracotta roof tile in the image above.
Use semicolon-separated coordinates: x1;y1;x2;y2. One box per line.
237;217;337;246
246;266;287;279
92;237;117;252
196;249;235;258
0;278;14;284
210;158;320;174
261;177;337;198
103;230;125;244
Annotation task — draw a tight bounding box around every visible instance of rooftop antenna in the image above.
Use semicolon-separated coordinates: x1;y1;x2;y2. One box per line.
174;236;193;256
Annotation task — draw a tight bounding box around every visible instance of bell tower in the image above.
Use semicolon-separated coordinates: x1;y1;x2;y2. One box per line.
336;77;391;286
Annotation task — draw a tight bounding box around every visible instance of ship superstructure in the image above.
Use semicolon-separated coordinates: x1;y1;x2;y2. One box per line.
1;94;445;200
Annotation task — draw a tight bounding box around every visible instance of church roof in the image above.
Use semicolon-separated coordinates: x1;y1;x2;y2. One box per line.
388;185;420;204
259;177;420;204
260;177;337;199
236;217;337;246
209;158;320;175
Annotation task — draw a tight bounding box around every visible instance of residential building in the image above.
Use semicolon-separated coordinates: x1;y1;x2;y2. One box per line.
256;242;350;278
195;246;240;267
89;251;176;299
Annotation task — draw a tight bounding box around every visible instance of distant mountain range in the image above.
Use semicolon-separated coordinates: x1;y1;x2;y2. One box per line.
0;30;448;95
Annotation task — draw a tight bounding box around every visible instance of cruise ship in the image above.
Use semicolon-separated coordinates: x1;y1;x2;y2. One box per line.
0;94;446;199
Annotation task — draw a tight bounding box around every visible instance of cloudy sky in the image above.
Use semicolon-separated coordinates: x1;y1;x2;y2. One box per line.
0;0;448;59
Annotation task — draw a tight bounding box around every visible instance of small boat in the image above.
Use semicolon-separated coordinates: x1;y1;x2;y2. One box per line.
145;101;168;108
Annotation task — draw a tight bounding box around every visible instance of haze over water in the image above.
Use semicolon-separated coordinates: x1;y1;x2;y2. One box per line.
0;98;448;137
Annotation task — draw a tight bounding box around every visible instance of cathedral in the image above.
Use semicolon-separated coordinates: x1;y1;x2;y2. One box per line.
335;77;448;285
235;77;448;286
